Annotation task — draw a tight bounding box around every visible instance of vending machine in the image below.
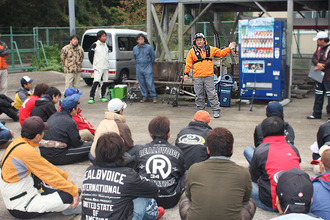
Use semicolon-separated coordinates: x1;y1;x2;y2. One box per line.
238;17;287;101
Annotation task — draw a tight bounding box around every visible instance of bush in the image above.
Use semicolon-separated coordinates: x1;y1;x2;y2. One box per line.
31;44;64;72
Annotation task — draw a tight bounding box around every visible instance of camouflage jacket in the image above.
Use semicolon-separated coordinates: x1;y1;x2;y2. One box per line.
60;43;84;73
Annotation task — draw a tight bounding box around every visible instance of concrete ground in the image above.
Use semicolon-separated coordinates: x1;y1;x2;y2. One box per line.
0;71;325;220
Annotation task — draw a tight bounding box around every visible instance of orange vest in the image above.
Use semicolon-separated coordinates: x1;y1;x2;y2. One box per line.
0;43;8;69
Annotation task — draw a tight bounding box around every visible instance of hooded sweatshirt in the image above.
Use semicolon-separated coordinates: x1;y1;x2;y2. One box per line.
310;170;330;220
30;94;57;122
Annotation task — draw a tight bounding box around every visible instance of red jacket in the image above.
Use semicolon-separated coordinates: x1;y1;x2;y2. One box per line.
58;107;95;135
19;95;39;126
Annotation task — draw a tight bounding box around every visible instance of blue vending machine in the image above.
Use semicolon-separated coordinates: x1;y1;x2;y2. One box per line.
239;17;287;101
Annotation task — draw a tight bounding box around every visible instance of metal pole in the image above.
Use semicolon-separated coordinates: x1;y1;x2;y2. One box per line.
287;0;293;99
68;0;76;36
10;26;14;69
147;0;153;46
178;3;184;62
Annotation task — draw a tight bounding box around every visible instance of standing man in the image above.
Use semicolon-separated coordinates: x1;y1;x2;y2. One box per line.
133;33;157;103
184;33;235;118
88;30;110;104
307;31;330;119
61;34;84;90
0;35;9;95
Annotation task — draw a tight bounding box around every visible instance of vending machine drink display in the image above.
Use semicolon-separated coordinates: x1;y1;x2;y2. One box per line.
239;17;287;101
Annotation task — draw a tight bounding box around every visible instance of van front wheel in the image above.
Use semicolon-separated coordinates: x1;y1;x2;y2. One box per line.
116;70;129;84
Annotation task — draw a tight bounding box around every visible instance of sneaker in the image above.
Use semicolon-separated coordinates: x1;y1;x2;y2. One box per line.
99;98;108;102
140;98;147;103
214;112;220;118
153;98;158;103
0;120;5;125
12;114;19;122
61;203;82;216
156;207;165;220
88;99;95;104
307;115;321;119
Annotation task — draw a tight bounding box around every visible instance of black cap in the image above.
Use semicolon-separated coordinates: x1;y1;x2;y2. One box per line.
275;168;313;214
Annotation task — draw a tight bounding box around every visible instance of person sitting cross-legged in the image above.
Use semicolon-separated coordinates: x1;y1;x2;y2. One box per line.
40;94;92;165
135;116;186;209
0;116;81;219
175;110;212;170
244;116;301;211
179;127;256;220
81;132;164;220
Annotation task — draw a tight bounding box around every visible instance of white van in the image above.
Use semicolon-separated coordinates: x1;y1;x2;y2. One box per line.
80;28;147;85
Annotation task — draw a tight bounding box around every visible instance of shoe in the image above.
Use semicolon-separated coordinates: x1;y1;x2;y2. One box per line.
12;114;19;122
61;203;82;215
307;115;321;119
99;98;108;102
140;98;147;103
156;206;165;220
214;112;220;118
0;120;5;125
153;98;158;103
88;99;95;104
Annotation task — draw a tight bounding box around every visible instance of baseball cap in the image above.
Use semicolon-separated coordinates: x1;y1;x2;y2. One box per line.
64;87;83;97
313;31;329;41
266;101;283;116
21;76;34;86
193;110;211;123
60;94;80;110
275;168;313;214
22;116;49;135
108;98;127;113
194;33;205;39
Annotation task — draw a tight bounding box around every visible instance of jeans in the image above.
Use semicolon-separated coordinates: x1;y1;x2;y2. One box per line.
136;71;157;99
252;182;277;212
243;146;255;164
132;198;158;220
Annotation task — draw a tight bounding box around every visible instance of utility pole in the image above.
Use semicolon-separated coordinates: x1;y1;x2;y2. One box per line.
68;0;76;36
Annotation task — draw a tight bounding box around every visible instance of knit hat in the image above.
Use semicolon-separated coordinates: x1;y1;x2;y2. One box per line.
108;98;127;113
275;168;313;214
193;110;211;123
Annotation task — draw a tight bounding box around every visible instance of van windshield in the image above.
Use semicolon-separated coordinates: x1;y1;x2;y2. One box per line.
82;33;112;52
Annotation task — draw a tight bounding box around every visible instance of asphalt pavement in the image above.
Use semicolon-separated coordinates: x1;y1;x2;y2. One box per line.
0;71;326;220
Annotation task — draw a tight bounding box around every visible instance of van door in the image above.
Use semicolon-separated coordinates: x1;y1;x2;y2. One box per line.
116;35;138;81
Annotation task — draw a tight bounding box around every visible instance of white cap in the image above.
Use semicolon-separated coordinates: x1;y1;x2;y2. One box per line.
319;145;330;156
107;98;127;113
313;31;329;41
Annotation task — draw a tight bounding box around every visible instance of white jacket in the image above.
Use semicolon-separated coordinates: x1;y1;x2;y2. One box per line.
93;40;110;70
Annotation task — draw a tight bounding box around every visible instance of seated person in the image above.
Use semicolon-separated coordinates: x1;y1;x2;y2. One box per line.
272;168;321;219
254;101;294;147
90;98;136;165
0;120;13;148
0;116;80;219
31;86;61;122
313;118;330;160
244;116;301;211
61;87;95;141
175;110;212;170
40;94;92;165
310;146;330;220
82;132;164;220
14;76;33;110
179;127;256;220
19;83;49;126
135;116;186;209
0;93;18;121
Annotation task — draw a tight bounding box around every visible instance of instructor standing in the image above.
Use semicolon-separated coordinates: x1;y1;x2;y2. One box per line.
133;33;157;103
307;31;330;119
184;33;235;118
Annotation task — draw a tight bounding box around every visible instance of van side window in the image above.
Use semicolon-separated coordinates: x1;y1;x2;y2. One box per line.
118;37;136;51
82;33;112;52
